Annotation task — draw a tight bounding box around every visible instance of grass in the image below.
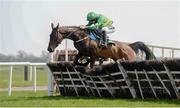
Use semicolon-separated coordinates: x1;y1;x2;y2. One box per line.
0;66;48;88
0;91;180;107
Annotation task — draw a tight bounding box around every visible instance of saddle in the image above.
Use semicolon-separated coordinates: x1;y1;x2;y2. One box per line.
88;30;114;46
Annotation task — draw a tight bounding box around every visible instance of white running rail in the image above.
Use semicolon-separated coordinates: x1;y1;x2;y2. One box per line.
0;62;47;96
148;44;180;58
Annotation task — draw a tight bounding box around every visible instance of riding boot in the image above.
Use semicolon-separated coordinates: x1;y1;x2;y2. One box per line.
102;31;107;48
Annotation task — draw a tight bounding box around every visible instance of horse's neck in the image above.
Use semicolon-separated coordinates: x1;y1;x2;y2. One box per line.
61;27;88;42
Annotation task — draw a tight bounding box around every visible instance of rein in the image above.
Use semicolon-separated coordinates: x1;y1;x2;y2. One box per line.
60;27;89;43
64;29;78;38
75;36;89;43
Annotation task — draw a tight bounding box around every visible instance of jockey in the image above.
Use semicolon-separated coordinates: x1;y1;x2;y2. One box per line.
80;11;115;47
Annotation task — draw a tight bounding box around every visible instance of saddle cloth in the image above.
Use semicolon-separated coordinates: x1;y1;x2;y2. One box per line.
89;30;114;44
89;31;101;41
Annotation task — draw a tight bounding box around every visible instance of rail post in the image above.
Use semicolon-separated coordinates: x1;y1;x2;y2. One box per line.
33;66;37;92
24;65;28;81
48;53;54;96
8;65;13;96
29;65;33;81
65;39;68;62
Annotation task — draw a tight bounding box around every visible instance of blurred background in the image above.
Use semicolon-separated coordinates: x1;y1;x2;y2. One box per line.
0;0;180;60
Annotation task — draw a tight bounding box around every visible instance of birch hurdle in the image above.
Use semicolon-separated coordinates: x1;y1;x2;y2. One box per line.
47;59;180;99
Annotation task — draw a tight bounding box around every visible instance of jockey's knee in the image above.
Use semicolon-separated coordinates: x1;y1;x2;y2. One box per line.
102;27;108;31
102;26;115;34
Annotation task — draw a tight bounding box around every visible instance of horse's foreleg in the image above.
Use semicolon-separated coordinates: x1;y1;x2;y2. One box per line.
90;56;96;68
73;53;82;65
99;58;104;65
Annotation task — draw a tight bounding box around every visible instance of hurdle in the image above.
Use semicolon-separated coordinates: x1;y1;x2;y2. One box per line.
47;59;180;99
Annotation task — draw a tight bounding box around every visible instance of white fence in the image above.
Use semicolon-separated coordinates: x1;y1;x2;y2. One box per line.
0;62;51;96
148;44;180;58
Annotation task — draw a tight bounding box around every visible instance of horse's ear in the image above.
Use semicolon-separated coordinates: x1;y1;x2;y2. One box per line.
56;23;59;29
51;23;54;29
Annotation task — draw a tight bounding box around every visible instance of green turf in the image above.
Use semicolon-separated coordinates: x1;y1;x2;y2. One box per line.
0;91;180;107
0;66;48;88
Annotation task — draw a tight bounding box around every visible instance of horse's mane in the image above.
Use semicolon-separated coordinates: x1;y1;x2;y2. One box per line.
60;26;79;28
59;26;88;34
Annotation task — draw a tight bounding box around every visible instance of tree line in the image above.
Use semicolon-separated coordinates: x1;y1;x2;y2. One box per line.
0;50;51;62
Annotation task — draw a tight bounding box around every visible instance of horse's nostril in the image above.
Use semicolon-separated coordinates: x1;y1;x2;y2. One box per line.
48;48;53;52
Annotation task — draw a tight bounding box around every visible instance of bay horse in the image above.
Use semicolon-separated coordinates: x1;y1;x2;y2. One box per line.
47;23;156;68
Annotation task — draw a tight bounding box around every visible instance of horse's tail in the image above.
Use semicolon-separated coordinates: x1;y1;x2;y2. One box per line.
129;41;156;60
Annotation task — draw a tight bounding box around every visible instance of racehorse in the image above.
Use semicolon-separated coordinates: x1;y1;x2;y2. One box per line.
47;23;156;68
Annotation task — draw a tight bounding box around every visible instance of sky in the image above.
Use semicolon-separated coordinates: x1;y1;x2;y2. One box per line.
0;0;180;56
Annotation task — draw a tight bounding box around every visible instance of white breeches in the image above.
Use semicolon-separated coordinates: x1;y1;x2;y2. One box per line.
102;26;115;34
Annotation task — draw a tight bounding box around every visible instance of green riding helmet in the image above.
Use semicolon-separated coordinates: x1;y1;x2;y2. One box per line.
87;12;98;21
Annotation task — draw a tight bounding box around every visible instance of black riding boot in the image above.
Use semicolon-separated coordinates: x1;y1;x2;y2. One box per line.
102;31;107;48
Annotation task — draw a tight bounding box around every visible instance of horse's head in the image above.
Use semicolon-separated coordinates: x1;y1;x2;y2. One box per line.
47;23;64;52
